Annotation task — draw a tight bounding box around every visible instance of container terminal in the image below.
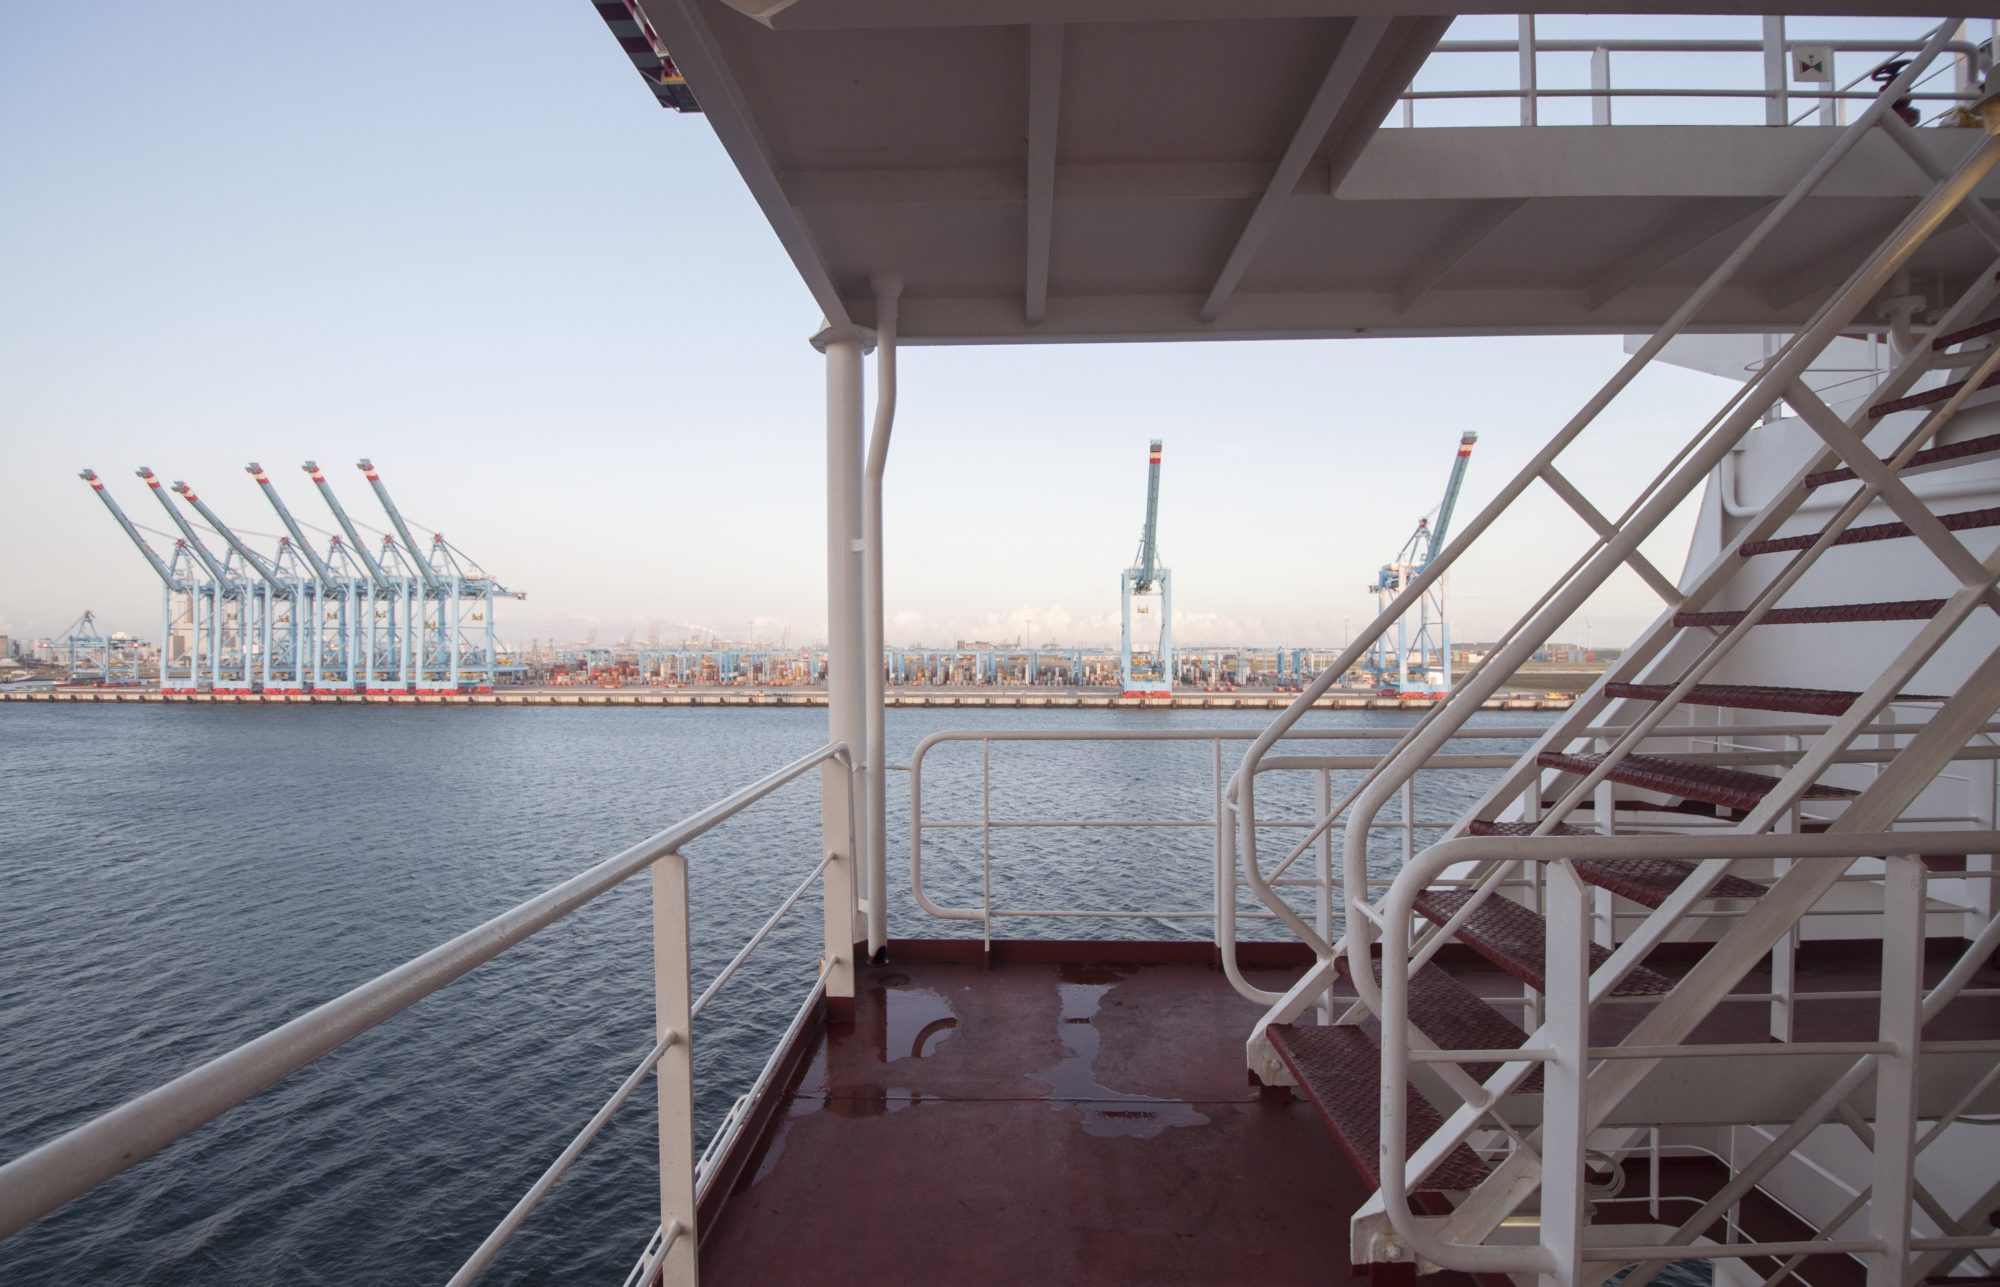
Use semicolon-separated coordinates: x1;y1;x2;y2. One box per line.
40;440;1589;707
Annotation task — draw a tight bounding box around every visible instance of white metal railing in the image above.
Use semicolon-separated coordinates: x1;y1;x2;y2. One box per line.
0;741;857;1287
897;724;1971;1005
903;726;1539;984
1392;24;1984;129
1371;831;2000;1278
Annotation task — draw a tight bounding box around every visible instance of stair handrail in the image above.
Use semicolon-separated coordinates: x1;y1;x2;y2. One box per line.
1371;828;2000;1276
1228;24;1963;968
1329;36;1993;1015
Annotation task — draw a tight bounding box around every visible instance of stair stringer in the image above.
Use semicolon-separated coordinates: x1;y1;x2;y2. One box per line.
1427;662;2000;1258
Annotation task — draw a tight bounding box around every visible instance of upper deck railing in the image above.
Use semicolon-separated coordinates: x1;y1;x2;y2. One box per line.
1392;21;1986;129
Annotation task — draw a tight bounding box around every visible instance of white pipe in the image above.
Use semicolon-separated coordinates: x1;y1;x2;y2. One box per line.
862;271;903;959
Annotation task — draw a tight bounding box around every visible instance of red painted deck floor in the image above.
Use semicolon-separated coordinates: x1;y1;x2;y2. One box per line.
696;945;2000;1285
696;955;1467;1287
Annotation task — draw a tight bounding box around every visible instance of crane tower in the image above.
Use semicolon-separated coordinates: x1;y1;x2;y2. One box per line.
1119;440;1174;697
1366;431;1477;699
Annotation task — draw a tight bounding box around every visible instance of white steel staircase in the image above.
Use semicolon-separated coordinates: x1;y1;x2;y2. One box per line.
1228;28;2000;1286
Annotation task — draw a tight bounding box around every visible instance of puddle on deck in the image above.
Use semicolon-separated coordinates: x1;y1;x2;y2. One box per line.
1034;967;1210;1140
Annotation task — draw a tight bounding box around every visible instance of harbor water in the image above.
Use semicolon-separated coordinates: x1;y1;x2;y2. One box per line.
0;704;1548;1284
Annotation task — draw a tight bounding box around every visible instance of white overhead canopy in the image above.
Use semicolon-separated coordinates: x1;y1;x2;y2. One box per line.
629;2;2000;343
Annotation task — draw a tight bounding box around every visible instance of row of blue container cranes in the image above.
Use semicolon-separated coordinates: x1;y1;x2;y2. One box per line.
79;462;518;693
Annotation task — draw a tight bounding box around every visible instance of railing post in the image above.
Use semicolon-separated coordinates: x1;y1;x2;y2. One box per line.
1316;767;1335;1025
652;851;698;1287
1538;860;1591;1287
1869;853;1925;1286
1518;14;1537;127
1763;16;1787;127
1589;46;1611;127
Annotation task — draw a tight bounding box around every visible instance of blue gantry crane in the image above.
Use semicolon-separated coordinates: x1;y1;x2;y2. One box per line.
1119;439;1174;697
1365;431;1477;699
76;460;518;695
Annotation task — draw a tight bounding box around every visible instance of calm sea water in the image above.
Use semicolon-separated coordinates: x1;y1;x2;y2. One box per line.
0;704;1548;1284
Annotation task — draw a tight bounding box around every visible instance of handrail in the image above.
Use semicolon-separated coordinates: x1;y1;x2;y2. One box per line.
0;740;852;1252
1334;32;1981;1019
1226;33;1961;960
1373;829;2000;1275
908;725;1560;1002
1395;33;1980;128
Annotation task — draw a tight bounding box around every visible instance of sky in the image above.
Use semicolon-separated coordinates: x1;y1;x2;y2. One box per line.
0;5;1958;651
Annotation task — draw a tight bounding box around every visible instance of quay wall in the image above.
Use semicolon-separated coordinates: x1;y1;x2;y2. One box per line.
2;687;1574;711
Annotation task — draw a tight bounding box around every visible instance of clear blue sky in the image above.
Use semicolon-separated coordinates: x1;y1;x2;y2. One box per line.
0;5;1951;650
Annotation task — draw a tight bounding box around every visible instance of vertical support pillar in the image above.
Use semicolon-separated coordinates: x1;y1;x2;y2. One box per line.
1763;16;1787;127
820;330;866;1008
651;851;698;1287
1869;853;1924;1287
1539;860;1591;1287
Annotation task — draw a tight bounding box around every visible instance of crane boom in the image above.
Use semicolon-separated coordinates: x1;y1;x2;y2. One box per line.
358;459;441;591
173;481;286;588
248;463;337;588
1131;440;1164;592
136;468;231;583
1421;431;1478;569
304;461;392;587
79;471;182;589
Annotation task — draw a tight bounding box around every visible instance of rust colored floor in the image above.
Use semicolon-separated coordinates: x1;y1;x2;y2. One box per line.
698;956;1480;1287
696;943;2000;1286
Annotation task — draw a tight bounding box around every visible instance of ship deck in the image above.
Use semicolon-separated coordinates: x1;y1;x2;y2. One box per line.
695;940;2000;1286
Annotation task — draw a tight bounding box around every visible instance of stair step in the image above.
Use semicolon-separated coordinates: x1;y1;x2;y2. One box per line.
1382;960;1542;1090
1806;430;2000;484
1867;377;2000;421
1737;506;2000;556
1604;681;1941;717
1266;1021;1491;1192
1674;599;1943;627
1411;888;1677;997
1538;750;1859;813
1467;819;1590;837
1930;315;2000;350
1576;857;1768;908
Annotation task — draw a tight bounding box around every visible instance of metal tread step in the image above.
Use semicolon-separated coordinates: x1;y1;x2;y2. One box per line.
1265;1021;1491;1192
1537;750;1859;813
1411;888;1677;997
1466;818;1768;905
1378;959;1543;1091
1866;379;2000;421
1575;856;1768;907
1603;681;1941;717
1806;430;2000;484
1739;506;2000;556
1930;314;2000;350
1674;599;1943;627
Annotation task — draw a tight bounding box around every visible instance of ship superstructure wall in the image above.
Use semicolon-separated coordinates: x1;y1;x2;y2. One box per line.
79;462;517;694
